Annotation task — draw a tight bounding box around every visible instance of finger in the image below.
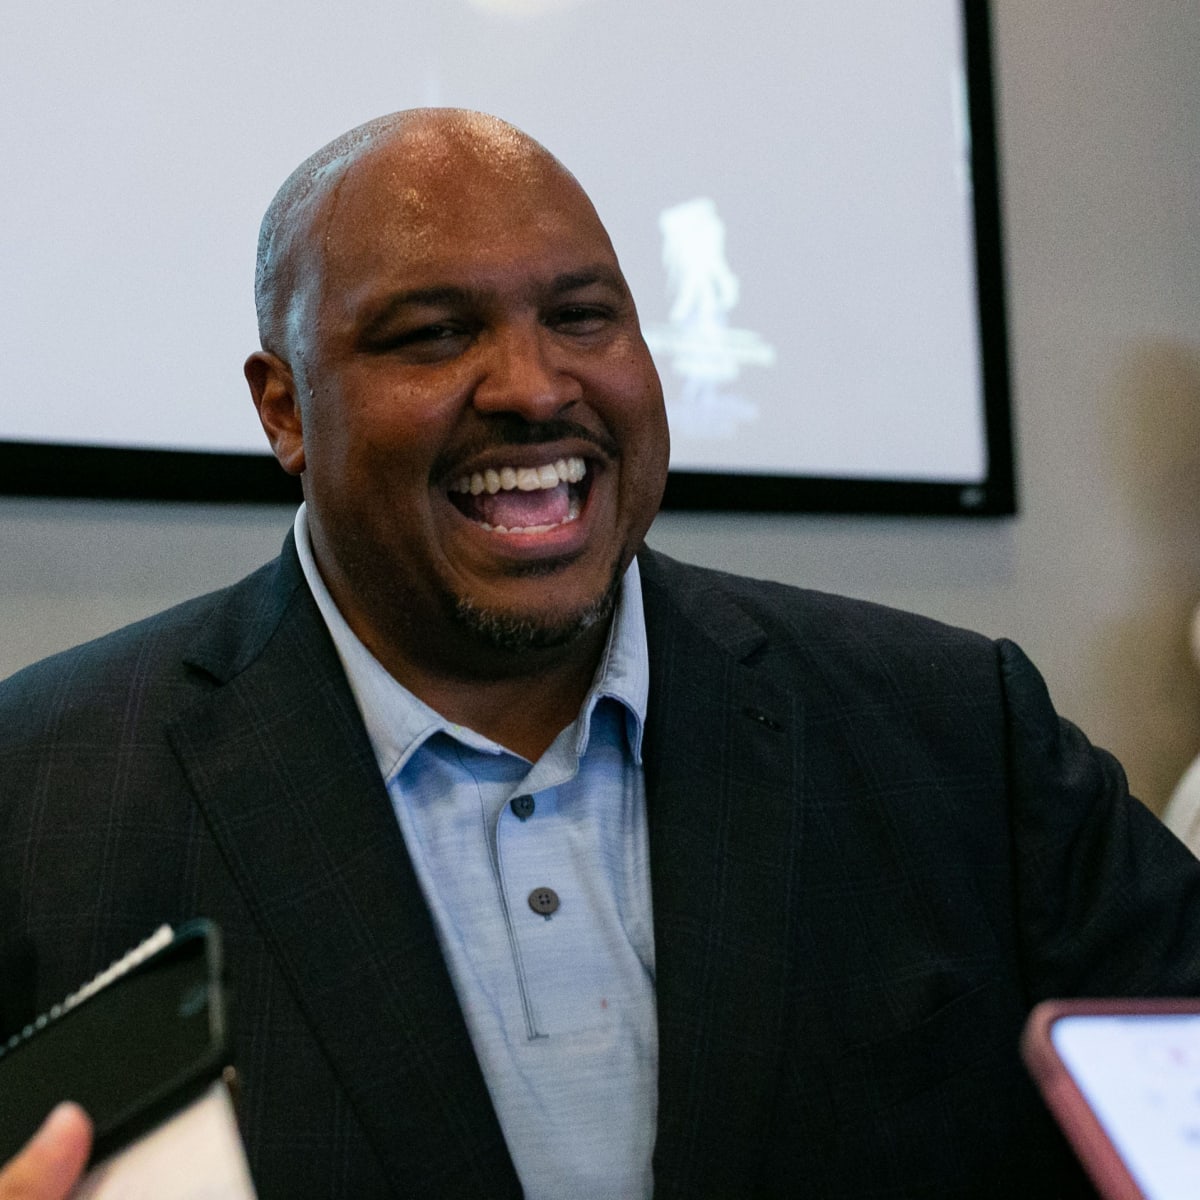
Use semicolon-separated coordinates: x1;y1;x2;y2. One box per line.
0;1103;93;1200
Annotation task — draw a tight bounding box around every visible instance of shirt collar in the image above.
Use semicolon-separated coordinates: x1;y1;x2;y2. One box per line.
292;503;648;779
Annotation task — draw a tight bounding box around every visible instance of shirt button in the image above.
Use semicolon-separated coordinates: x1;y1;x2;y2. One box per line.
528;887;560;917
510;794;536;821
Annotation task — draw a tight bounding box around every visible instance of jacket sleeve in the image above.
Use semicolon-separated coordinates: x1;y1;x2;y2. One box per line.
1000;637;1200;1001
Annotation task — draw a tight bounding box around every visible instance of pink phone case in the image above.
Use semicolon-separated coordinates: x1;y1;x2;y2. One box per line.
1021;998;1200;1200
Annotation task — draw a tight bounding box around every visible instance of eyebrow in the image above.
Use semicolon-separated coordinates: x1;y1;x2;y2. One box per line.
356;266;629;337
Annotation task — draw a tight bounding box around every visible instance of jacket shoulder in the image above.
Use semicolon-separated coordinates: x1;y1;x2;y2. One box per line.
638;547;998;673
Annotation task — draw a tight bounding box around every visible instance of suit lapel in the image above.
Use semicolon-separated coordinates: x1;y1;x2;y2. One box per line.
165;542;520;1198
640;551;804;1195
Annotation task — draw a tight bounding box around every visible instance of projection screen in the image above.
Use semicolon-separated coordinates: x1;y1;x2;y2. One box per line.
0;0;1012;514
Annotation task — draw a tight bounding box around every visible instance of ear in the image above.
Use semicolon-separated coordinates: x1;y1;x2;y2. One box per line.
245;351;306;475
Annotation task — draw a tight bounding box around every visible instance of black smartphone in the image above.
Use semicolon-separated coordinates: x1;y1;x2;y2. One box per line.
0;920;228;1164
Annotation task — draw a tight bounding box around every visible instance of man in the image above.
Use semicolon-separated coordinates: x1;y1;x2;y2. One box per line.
1;108;1199;1198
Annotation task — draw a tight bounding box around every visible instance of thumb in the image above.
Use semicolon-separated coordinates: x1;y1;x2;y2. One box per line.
0;1104;93;1200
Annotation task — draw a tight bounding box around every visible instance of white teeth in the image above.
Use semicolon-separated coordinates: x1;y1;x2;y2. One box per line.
451;455;586;496
479;496;582;534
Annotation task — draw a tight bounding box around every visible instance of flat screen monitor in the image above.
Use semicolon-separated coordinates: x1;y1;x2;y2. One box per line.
0;0;1012;514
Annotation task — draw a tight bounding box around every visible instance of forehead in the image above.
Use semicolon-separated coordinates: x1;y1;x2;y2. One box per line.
314;133;618;295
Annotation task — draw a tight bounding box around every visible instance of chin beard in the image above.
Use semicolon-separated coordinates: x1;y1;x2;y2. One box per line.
451;570;622;655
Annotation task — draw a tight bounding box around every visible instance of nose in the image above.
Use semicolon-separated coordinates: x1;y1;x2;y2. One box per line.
471;320;583;419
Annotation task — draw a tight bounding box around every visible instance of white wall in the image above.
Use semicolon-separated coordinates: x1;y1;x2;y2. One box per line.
2;0;1198;813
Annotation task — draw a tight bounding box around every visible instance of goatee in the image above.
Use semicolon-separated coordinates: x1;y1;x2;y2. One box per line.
452;570;621;655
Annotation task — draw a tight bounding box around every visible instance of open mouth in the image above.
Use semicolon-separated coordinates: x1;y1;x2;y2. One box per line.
447;455;591;533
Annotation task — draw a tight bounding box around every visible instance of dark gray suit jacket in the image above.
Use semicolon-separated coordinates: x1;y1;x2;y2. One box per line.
2;541;1198;1197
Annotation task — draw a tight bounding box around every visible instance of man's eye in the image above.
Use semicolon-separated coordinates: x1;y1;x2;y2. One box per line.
550;306;611;334
374;322;471;359
403;323;463;344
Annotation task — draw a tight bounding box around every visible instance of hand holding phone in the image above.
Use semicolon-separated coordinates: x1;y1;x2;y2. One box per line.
0;922;255;1199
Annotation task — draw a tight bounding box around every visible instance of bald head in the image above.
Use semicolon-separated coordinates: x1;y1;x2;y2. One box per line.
253;109;580;359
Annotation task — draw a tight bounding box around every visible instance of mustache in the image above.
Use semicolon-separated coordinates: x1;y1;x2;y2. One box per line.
435;416;619;474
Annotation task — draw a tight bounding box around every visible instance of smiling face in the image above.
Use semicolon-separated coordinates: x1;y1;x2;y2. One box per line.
248;112;669;684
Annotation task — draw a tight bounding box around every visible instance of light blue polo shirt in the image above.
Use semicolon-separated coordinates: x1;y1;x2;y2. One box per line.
294;506;657;1199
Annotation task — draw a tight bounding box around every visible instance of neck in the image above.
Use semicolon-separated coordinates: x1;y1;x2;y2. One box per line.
373;624;608;761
